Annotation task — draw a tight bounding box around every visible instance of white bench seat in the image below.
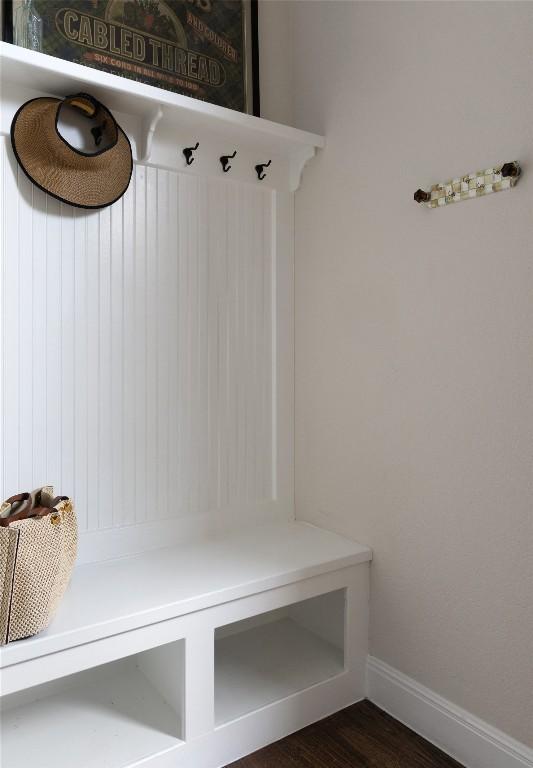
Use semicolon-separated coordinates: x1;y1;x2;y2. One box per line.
1;521;371;768
0;520;371;669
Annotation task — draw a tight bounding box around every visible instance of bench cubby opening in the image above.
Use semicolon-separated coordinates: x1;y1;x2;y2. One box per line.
0;639;185;768
214;588;346;725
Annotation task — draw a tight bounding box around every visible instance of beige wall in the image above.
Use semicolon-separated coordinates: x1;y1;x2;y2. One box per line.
258;1;293;125
261;0;533;747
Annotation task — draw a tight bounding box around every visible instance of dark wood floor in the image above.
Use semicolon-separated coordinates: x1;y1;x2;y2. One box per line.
227;700;464;768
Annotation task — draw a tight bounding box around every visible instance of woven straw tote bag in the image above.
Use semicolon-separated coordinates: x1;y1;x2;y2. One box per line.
0;486;77;645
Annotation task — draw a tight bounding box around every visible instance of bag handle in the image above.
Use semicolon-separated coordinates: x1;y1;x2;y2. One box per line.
31;496;70;520
0;492;70;526
0;493;32;527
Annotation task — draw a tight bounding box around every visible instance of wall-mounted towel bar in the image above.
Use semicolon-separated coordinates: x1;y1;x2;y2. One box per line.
414;161;521;209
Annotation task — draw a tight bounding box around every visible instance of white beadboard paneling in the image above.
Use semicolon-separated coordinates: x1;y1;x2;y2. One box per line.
166;172;180;522
73;208;89;530
110;199;124;529
61;206;76;512
32;190;48;489
45;196;63;492
274;191;294;510
86;208;100;530
98;204;113;530
134;163;148;524
145;165;158;524
207;178;223;513
3;147;20;493
156;170;169;521
197;178;210;519
0;138;278;549
18;173;33;488
122;180;137;529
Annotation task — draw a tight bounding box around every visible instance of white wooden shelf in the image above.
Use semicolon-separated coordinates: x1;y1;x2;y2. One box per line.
0;521;370;671
215;617;345;725
0;42;324;188
1;659;184;768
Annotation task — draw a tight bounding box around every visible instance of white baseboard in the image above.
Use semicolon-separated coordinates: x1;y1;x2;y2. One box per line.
366;656;533;768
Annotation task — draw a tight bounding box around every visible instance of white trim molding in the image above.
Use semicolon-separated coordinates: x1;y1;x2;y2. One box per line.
367;656;533;768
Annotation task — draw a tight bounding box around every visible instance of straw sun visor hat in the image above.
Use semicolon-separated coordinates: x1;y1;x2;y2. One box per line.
11;92;133;209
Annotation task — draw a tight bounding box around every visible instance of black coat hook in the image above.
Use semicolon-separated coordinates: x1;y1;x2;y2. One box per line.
183;142;199;166
255;160;271;181
220;150;237;173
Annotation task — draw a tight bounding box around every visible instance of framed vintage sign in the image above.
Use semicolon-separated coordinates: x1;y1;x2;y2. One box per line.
4;0;260;115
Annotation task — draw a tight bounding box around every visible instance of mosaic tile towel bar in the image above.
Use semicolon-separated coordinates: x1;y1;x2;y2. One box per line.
414;161;521;208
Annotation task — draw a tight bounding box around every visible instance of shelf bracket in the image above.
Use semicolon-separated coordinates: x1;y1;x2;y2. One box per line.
289;145;317;192
139;106;164;162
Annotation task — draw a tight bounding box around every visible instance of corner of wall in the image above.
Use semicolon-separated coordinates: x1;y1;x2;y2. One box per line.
258;0;294;126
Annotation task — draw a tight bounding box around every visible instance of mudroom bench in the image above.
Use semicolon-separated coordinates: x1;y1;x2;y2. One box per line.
0;42;372;768
0;521;371;768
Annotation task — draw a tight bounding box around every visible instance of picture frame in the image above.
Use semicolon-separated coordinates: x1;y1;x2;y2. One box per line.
2;0;260;116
